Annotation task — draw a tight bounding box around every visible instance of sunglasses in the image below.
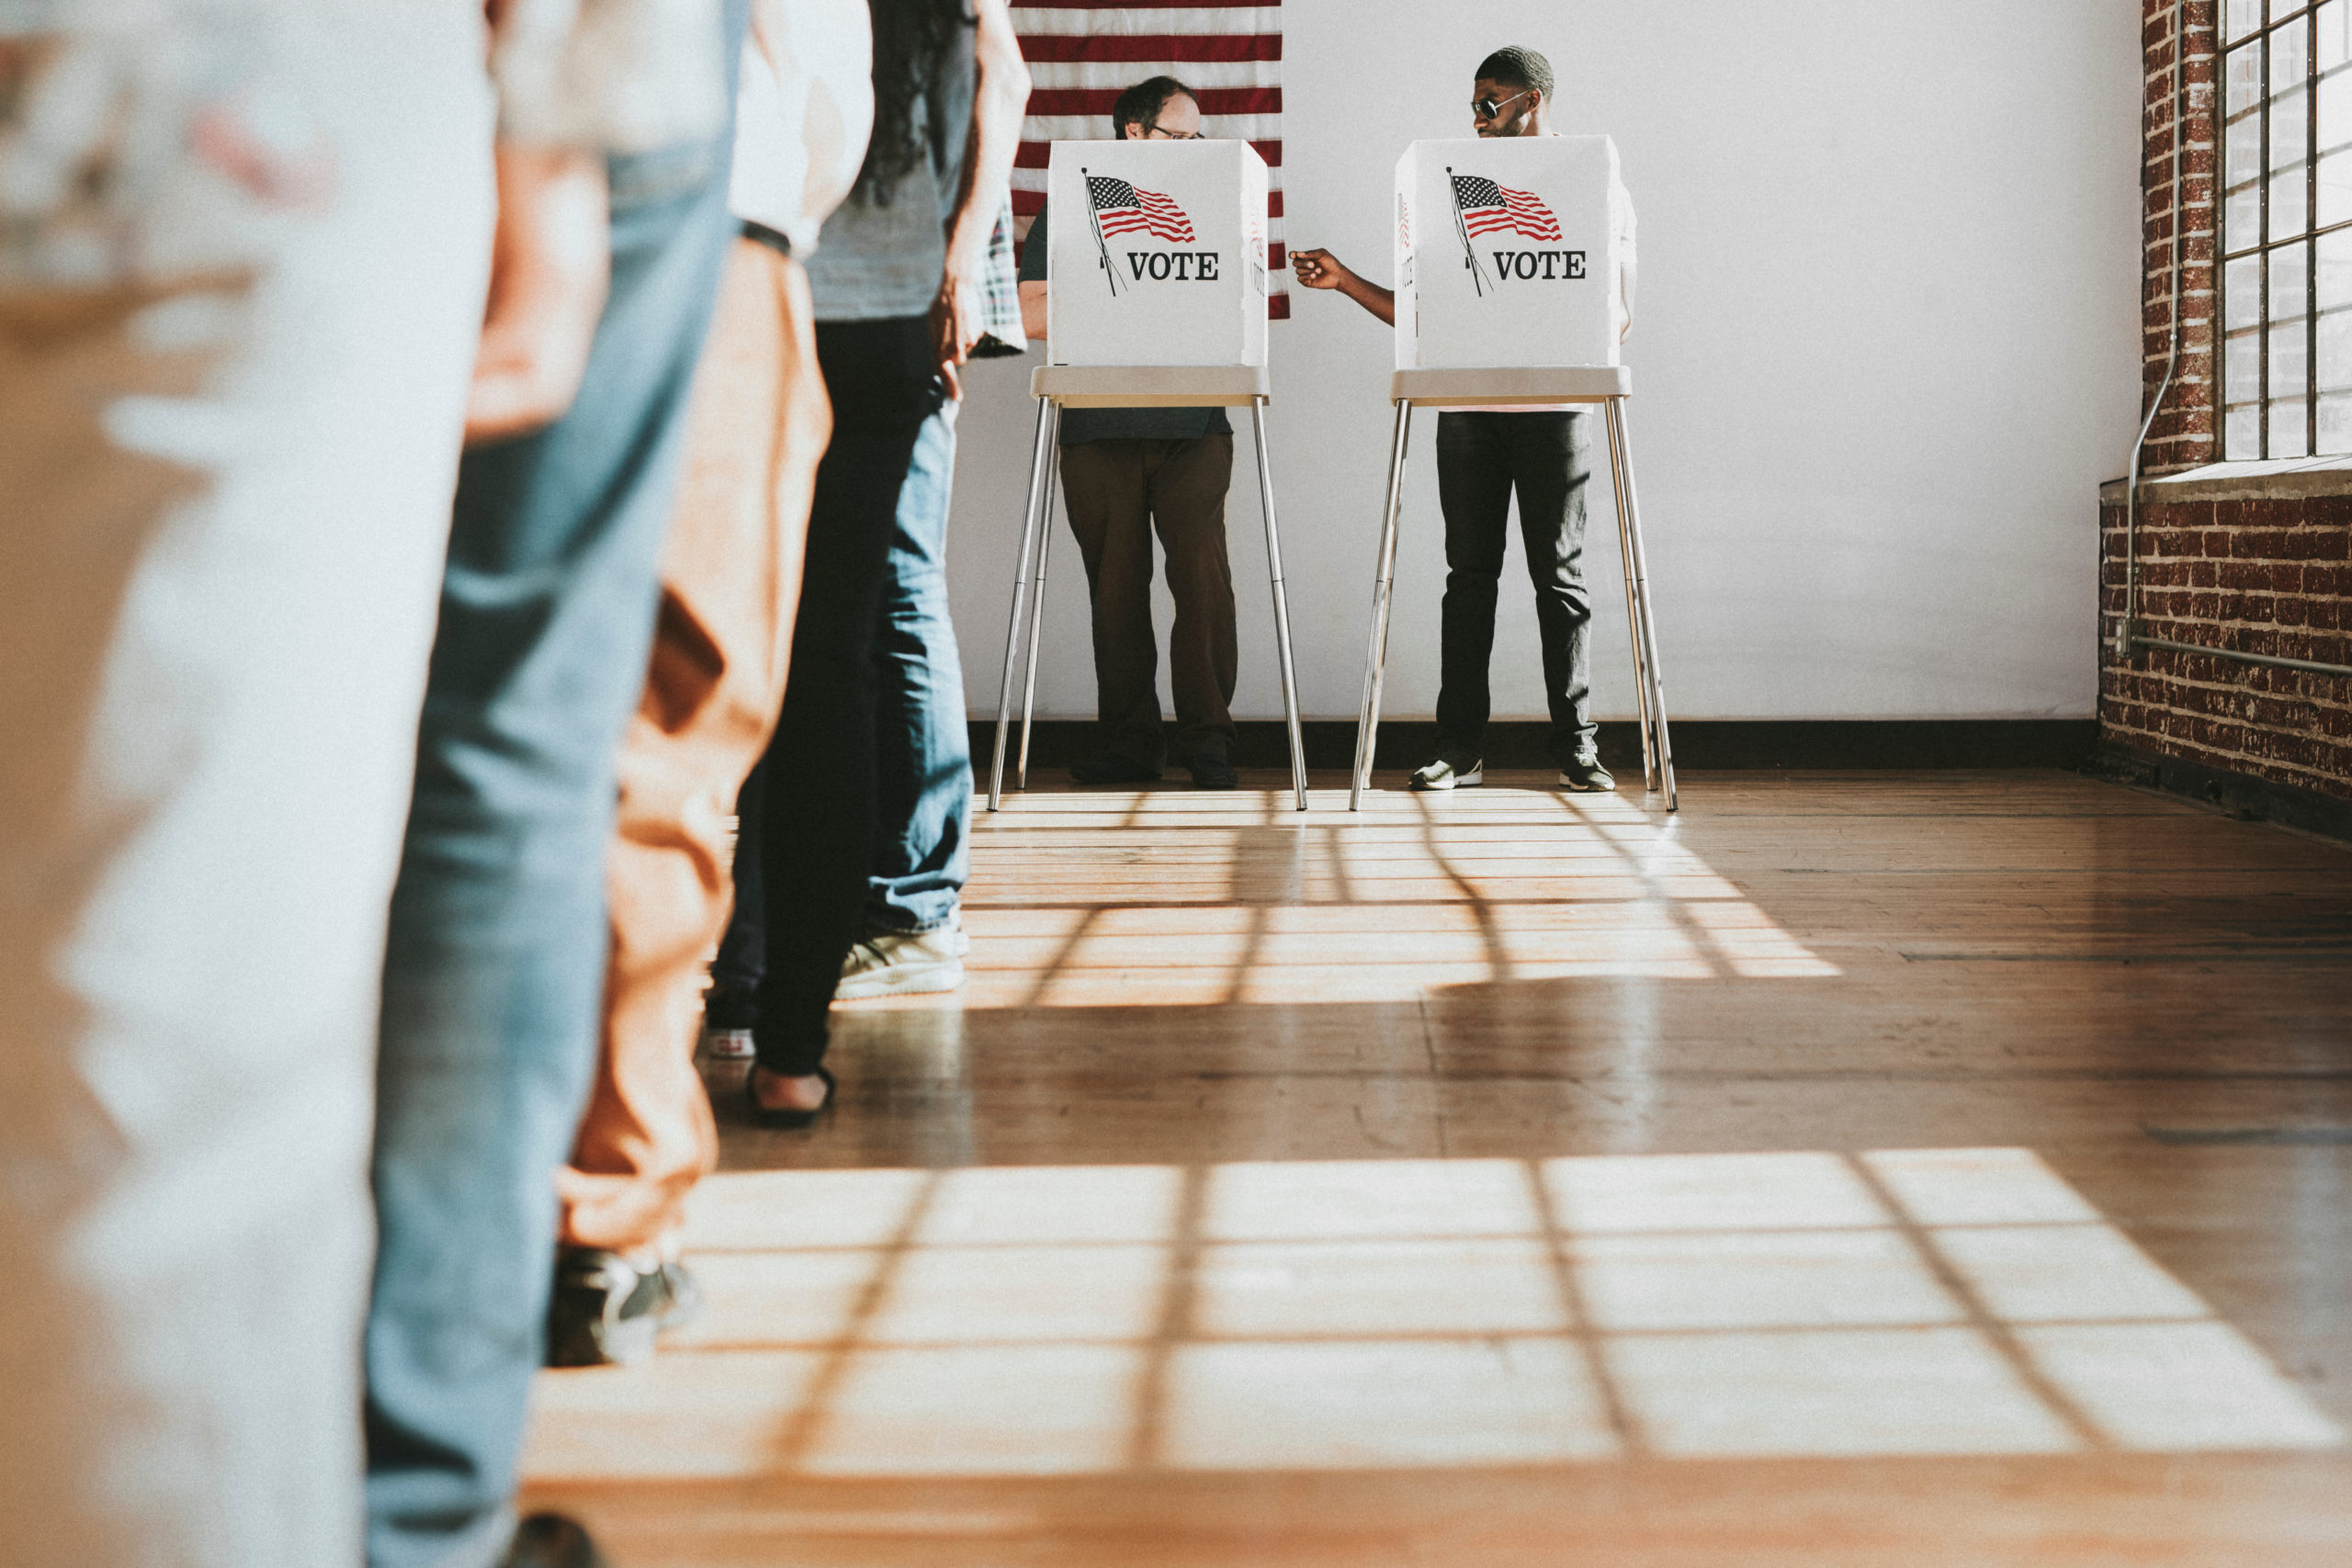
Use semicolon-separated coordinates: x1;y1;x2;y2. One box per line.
1473;88;1536;120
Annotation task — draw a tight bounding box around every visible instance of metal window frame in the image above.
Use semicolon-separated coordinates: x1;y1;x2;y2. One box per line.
2219;1;2352;458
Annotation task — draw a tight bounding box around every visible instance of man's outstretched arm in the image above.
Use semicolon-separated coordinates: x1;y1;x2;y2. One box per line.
1290;248;1394;326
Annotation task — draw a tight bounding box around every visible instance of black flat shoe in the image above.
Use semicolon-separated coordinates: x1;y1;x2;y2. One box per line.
745;1064;836;1129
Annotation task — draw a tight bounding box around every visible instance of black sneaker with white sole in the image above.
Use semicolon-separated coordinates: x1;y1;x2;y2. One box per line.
1556;753;1616;792
1408;755;1483;791
546;1249;703;1368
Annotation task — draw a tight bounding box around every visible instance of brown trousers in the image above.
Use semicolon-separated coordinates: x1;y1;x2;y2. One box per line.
1057;435;1238;766
554;239;828;1256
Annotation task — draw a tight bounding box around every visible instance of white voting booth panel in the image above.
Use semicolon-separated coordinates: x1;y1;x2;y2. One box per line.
1046;141;1269;367
1395;136;1624;370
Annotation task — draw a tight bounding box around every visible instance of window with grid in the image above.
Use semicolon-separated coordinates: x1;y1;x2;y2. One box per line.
2220;2;2352;458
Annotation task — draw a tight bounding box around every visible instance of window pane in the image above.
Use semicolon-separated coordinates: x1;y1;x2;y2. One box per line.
2271;397;2311;457
2317;306;2352;396
2229;39;2266;118
2275;16;2312;90
2227;254;2266;328
2227;402;2263;459
2272;240;2312;316
2227;0;2265;42
2275;0;2310;20
2270;315;2310;397
2274;164;2312;237
2320;226;2352;307
2323;0;2350;69
2274;85;2311;169
2228;327;2267;404
2318;390;2352;452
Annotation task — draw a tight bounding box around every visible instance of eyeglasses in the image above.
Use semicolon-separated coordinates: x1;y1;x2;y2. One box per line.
1472;88;1535;120
1144;121;1203;140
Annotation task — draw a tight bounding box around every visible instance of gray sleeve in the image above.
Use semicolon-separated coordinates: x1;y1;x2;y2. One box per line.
1017;199;1048;282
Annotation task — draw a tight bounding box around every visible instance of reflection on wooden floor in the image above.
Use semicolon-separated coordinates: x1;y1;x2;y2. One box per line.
523;772;2352;1564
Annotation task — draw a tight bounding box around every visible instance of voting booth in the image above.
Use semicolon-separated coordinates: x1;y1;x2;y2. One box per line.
1393;136;1628;370
990;141;1306;811
1044;140;1271;367
1352;135;1678;809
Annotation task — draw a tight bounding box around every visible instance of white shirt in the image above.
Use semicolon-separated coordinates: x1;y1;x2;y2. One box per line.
728;0;875;256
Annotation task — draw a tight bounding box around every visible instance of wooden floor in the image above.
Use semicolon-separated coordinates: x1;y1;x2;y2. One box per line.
523;770;2352;1565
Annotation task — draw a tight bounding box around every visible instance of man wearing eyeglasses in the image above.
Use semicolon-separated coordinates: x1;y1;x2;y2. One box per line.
1292;46;1636;795
1015;76;1243;790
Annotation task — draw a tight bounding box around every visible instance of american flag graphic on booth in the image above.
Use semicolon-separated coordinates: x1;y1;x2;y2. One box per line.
1087;175;1197;243
1451;175;1563;242
1012;1;1286;318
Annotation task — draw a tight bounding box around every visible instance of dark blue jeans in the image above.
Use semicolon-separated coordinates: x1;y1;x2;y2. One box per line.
362;102;742;1568
1432;411;1598;767
710;400;969;1017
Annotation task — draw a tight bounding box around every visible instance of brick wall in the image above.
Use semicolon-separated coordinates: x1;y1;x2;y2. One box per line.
2098;0;2352;803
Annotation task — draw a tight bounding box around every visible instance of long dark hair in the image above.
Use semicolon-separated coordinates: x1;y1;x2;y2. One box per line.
856;0;976;204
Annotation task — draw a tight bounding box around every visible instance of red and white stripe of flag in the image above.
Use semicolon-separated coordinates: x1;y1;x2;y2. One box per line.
1011;1;1286;319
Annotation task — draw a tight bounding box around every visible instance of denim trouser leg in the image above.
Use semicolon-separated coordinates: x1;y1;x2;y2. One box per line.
363;111;743;1568
866;403;972;934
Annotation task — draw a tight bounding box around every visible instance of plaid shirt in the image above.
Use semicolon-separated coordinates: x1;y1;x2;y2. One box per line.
969;199;1028;358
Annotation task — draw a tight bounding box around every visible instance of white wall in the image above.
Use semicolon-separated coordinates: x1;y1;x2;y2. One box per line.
946;0;2142;724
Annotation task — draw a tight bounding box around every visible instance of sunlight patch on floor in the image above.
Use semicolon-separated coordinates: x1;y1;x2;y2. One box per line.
522;1148;2343;1481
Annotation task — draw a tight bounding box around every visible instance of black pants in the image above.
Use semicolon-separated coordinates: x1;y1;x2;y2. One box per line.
1432;410;1596;767
750;317;938;1075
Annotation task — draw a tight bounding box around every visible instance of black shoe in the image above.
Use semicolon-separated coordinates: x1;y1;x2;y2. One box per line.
1556;753;1616;793
1070;753;1162;784
744;1063;837;1130
1187;753;1239;789
503;1513;609;1568
547;1249;704;1368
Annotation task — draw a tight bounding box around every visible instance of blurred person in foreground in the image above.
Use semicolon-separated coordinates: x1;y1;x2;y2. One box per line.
730;0;1029;1129
0;1;675;1562
359;1;756;1564
1290;44;1634;795
544;0;873;1368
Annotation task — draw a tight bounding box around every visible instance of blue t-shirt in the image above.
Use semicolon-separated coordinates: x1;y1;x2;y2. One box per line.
1019;199;1233;446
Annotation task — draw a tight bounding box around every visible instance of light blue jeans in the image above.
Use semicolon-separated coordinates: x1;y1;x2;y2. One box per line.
865;402;971;933
361;82;743;1568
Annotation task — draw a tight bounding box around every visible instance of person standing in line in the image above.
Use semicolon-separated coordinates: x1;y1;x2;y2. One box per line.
1014;75;1246;792
545;0;874;1367
742;0;1029;1124
0;2;684;1562
361;4;752;1565
1290;45;1634;795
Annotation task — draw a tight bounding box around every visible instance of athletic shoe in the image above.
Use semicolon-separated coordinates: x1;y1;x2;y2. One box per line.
546;1250;703;1368
837;922;967;999
1188;753;1239;789
1557;753;1616;792
1409;756;1483;791
699;1025;754;1061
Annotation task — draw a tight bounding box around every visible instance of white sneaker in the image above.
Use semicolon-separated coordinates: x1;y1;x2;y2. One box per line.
699;1026;754;1061
1409;757;1483;791
838;922;967;998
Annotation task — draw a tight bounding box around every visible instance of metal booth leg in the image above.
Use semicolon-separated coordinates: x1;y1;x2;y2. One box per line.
989;399;1056;811
1350;400;1413;811
1250;402;1309;811
1016;421;1062;790
1607;397;1676;810
1601;396;1658;795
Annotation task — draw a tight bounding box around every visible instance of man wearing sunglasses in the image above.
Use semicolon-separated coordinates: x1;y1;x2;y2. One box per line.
1015;77;1243;791
1292;46;1636;795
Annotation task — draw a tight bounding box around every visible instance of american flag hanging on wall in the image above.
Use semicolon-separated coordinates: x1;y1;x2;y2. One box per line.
1011;0;1287;319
